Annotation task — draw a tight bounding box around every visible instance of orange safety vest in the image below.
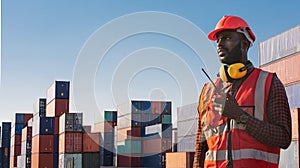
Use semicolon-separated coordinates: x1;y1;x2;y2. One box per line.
199;68;280;168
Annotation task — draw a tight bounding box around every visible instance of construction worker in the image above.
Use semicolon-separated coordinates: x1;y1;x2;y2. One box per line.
193;16;291;168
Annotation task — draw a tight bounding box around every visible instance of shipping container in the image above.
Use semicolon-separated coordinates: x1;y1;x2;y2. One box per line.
100;148;114;166
104;111;117;122
15;113;25;124
32;115;54;136
117;127;142;142
132;100;152;113
142;153;165;168
2;147;10;168
177;119;198;137
10;144;21;157
59;113;83;133
46;81;70;104
144;123;172;138
21;141;32;156
162;114;172;124
177;135;196;152
117;139;142;154
31;135;54;154
0;147;2;168
54;135;59;153
31;153;53;168
94;122;116;133
21;126;32;142
260;52;300;86
59;153;82;168
162;101;171;114
11;134;22;146
82;125;91;133
46;99;69;117
285;82;300;109
17;155;26;168
24;114;33;125
151;101;162;114
2;122;11;141
54;153;59;168
259;26;300;66
291;108;299;140
54;116;59;135
10;156;17;168
11;123;25;135
166;152;195;168
177;102;198;122
100;132;114;148
59;132;82;154
117;154;141;167
83;133;100;152
28;118;33;127
83;153;100;168
279;140;299;167
33;98;47;117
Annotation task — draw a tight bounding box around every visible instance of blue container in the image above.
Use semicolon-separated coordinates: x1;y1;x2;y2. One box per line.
15;113;24;124
2;122;11;133
54;135;59;153
2;138;10;147
162;124;172;138
132;100;142;112
54;153;59;168
142;153;164;167
2;147;10;168
40;117;54;134
15;123;25;135
55;81;70;99
162;102;171;114
141;101;151;112
0;148;2;168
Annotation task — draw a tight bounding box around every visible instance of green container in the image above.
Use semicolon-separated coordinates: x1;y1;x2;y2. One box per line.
162;115;172;124
104;111;117;122
125;140;142;154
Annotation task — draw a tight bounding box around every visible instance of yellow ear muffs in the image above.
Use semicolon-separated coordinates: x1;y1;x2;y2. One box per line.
219;63;248;82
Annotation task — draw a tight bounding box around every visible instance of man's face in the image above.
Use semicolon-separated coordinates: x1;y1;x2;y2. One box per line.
216;30;243;65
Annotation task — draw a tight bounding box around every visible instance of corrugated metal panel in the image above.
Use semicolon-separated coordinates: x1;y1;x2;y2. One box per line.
59;132;82;154
31;135;54;154
259;26;300;66
177;119;198;137
260;53;300;86
117;154;142;167
177;102;198;122
83;153;100;168
285;82;300;109
151;101;162;114
177;135;196;152
83;133;100;152
279;140;299;168
59;153;82;168
31;153;53;168
46;99;69;117
46;81;70;104
59;113;83;133
166;152;195;168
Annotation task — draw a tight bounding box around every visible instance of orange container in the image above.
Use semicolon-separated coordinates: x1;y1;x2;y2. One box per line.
10;156;17;168
83;133;100;152
143;138;172;154
166;152;195;168
260;52;300;86
46;99;69;117
31;153;53;168
32;135;54;154
291;108;299;140
94;122;115;133
59;132;82;154
117;127;142;142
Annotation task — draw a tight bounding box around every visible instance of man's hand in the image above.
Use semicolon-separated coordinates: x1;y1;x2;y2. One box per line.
212;93;244;120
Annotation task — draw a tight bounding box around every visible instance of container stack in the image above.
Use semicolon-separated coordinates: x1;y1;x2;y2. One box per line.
31;98;55;168
17;126;32;168
258;25;300;167
165;152;195;168
59;113;83;168
1;122;11;168
10;113;33;167
176;103;198;152
82;126;100;168
117;100;172;168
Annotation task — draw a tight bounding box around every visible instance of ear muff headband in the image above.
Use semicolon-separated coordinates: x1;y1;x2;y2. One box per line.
219;63;250;82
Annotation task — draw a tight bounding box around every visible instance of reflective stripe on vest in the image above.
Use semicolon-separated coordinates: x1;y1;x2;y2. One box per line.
206;149;279;164
254;70;269;120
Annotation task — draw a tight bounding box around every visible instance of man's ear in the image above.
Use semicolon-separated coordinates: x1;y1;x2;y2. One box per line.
241;39;250;51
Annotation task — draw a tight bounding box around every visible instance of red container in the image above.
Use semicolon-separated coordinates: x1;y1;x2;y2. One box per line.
83;133;100;153
24;114;33;124
59;132;82;154
117;155;141;167
11;134;22;146
291;108;299;140
10;156;18;168
260;52;300;86
166;152;195;168
54;117;59;135
32;135;54;154
10;145;21;156
151;101;162;114
31;153;53;168
83;125;92;133
21;126;32;142
46;99;69;117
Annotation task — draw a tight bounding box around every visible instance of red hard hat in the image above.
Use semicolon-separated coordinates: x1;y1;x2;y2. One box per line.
208;16;256;42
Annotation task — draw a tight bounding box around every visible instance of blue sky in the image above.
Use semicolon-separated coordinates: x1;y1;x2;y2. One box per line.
1;1;300;126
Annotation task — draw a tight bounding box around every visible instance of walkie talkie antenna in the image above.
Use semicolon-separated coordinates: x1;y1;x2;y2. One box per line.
201;68;220;94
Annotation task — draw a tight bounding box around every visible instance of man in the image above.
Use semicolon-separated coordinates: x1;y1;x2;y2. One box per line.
193;16;291;168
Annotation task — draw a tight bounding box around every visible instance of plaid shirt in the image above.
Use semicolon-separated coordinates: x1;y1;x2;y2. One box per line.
193;70;291;168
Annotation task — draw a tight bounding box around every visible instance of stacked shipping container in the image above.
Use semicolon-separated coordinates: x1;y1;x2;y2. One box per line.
1;122;11;168
259;26;300;167
10;113;33;168
117;100;172;167
17;126;32;168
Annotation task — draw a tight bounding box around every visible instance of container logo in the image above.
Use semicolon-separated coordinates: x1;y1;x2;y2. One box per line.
72;11;219;154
